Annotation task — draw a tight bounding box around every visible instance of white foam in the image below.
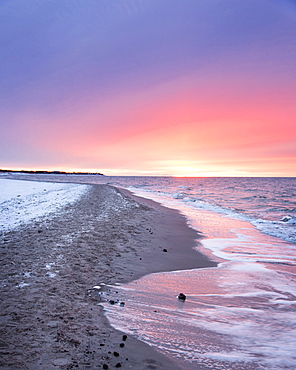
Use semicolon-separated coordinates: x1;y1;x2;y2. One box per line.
104;264;296;369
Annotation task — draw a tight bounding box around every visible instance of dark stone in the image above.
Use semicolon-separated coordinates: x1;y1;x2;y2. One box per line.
163;248;168;252
120;302;125;307
122;335;127;341
178;293;186;301
103;364;108;369
113;351;119;357
109;300;115;305
115;363;122;368
120;343;124;348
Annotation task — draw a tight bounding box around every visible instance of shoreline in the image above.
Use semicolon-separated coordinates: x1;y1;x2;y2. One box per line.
117;187;217;282
0;181;216;369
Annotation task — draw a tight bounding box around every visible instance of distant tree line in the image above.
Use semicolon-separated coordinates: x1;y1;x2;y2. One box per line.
0;169;104;175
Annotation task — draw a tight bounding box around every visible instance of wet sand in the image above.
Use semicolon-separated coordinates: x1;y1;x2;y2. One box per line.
0;182;216;369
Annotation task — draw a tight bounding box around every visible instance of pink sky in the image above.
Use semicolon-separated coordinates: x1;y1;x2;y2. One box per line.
1;0;295;176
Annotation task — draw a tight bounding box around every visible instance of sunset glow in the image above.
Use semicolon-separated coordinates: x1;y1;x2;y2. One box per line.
0;0;295;176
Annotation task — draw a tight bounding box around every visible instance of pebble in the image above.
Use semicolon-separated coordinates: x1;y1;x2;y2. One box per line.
178;293;186;301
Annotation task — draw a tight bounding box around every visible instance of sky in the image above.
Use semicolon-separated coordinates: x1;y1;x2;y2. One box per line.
0;0;295;177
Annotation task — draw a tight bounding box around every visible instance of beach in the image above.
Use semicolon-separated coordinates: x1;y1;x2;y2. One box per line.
0;181;216;369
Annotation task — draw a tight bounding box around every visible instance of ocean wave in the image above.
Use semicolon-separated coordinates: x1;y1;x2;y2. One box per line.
128;180;296;245
280;216;296;224
173;194;296;244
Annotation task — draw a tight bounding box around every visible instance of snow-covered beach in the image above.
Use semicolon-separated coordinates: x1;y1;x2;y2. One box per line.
1;173;296;369
0;179;89;232
0;175;213;369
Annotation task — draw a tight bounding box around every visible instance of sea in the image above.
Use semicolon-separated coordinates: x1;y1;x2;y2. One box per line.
2;175;296;369
94;177;296;370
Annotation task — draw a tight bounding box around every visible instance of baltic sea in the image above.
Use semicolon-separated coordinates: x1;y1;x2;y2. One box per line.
100;177;296;369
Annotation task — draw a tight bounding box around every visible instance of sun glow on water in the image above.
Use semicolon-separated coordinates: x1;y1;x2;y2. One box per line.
154;160;250;178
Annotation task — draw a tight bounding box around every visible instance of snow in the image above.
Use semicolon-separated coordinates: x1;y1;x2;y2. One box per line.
0;179;89;232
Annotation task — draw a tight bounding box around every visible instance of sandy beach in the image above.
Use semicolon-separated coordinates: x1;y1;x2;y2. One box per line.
0;182;216;369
